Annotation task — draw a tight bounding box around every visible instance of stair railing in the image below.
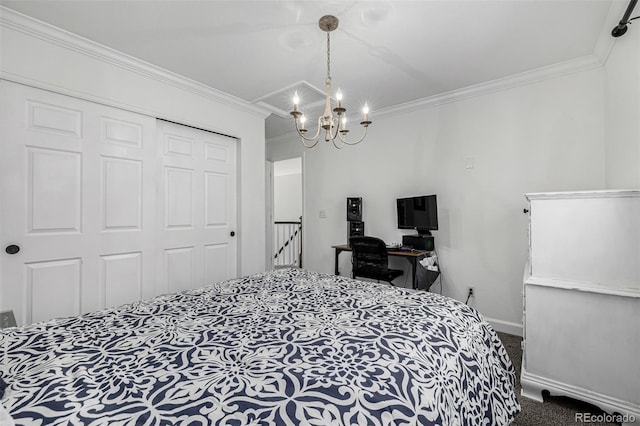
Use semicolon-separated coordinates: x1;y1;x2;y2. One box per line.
273;217;302;268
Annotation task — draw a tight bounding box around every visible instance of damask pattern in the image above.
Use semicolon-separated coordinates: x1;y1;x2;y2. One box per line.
0;268;519;425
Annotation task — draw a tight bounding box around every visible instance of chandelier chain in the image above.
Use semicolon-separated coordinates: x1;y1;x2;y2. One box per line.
326;32;331;83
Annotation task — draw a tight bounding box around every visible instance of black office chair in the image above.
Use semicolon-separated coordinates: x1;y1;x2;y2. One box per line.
349;236;404;285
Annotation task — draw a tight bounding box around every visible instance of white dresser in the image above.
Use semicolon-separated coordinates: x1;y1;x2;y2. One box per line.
522;190;640;425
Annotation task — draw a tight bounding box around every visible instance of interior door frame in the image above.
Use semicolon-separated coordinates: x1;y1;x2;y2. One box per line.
265;160;275;269
266;154;304;269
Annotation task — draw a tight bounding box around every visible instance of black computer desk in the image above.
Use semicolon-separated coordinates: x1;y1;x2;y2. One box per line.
331;244;428;289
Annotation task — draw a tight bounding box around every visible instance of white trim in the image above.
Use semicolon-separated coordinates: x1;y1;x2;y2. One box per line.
2;4;619;131
3;0;624;129
252;80;325;104
255;101;292;120
0;73;243;140
253;80;326;119
526;189;640;201
268;50;607;141
372;0;621;120
521;367;640;423
485;317;523;337
374;54;604;119
265;160;274;270
525;276;640;299
0;6;270;120
268;53;609;130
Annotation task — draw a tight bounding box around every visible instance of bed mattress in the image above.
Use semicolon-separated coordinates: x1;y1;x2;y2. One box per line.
0;268;519;425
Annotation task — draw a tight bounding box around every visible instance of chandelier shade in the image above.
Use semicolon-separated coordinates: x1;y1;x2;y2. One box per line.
290;15;371;149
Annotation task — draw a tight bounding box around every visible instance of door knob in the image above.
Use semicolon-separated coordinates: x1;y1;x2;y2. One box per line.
230;231;235;237
5;245;20;255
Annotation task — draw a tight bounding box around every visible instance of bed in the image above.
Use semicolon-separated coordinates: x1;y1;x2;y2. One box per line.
0;268;520;425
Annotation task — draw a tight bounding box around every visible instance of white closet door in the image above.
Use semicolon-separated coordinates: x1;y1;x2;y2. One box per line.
156;120;237;294
0;81;157;325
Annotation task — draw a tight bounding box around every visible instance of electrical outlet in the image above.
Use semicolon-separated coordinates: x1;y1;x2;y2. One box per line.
0;310;17;329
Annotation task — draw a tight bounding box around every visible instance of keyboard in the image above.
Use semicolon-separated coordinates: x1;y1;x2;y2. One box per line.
388;245;412;251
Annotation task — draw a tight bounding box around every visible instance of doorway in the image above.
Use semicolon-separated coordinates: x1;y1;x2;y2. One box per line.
269;157;302;268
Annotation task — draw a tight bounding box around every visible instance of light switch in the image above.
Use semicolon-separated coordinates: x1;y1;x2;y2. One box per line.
465;157;475;169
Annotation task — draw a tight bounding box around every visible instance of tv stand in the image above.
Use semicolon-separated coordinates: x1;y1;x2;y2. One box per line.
416;230;432;236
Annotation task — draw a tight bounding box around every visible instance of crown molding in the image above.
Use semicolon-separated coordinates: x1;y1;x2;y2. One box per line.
526;189;640;200
0;6;271;119
374;54;605;120
253;80;327;119
268;0;622;143
5;3;619;133
267;53;604;143
268;51;608;143
374;0;623;121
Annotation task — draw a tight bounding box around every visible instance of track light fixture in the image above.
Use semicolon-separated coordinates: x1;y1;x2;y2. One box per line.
612;0;638;37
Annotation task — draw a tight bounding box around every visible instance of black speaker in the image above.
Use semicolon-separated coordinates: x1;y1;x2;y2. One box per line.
348;221;365;243
347;197;362;222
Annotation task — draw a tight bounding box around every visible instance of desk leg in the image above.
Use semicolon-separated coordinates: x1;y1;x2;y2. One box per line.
335;249;341;275
409;257;418;289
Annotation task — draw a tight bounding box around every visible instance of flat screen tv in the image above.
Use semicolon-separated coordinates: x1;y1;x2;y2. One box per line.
396;195;438;235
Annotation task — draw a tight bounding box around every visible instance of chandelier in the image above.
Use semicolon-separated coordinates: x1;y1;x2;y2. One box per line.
290;15;371;149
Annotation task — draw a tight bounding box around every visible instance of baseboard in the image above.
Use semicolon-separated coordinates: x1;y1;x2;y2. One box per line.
485;317;523;337
521;367;640;425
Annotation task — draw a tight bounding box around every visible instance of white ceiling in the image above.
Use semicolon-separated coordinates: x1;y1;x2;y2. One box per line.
1;0;623;139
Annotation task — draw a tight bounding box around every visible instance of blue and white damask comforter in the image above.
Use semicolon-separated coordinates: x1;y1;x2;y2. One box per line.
0;268;520;425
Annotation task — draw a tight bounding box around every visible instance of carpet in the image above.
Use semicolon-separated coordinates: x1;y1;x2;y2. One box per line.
496;332;620;426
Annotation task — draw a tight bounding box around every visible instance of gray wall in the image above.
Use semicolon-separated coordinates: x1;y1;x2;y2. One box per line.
269;66;609;334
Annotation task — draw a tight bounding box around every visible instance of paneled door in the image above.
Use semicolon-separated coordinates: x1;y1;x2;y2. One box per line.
0;81;157;326
156;120;237;294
